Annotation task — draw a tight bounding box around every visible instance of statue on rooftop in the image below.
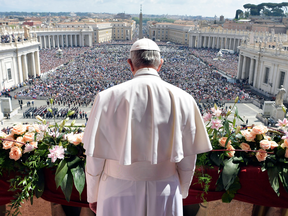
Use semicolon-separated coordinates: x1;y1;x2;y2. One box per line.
275;85;287;107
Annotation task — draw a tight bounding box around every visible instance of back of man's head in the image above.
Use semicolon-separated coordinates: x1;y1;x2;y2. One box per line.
130;38;161;70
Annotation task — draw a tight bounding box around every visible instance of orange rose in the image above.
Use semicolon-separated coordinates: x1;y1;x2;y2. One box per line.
239;143;251;152
226;145;235;158
281;139;288;148
2;140;14;150
256;149;267;162
23;132;35;142
11;124;27;135
0;132;7;138
68;133;83;145
9;146;22;161
252;125;268;135
218;137;231;148
30;141;38;148
270;141;279;150
15;137;25;147
242;130;256;142
260;140;271;150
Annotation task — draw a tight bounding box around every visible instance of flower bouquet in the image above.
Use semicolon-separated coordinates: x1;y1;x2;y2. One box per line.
196;98;288;203
0;99;86;216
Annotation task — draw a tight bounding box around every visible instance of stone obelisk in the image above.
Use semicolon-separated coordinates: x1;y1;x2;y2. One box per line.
139;5;143;39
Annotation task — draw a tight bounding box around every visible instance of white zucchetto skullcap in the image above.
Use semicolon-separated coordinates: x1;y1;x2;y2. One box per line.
130;38;160;52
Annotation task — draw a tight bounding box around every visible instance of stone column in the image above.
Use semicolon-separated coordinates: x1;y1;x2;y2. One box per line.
241;56;247;79
237;54;243;79
248;58;255;84
225;37;228;49
203;36;207;48
39;36;42;49
22;54;28;81
229;38;232;50
74;34;77;46
43;35;47;49
216;37;220;49
34;51;41;76
233;38;237;51
66;35;68;47
30;52;36;78
212;37;215;49
70;35;73;47
221;38;224;49
47;35;51;49
208;36;211;48
52;35;56;48
61;35;64;47
253;59;259;88
17;55;23;83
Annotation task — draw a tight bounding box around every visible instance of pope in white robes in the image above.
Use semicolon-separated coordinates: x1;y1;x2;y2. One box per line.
83;38;212;216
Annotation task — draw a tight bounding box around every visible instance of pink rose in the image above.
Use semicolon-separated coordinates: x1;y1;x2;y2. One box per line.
11;124;27;135
0;132;7;138
260;140;271;150
256;150;267;162
9;146;22;161
30;141;38;148
252;125;268;135
239;143;251;152
218;137;231;148
67;133;84;145
269;141;279;150
226;145;235;158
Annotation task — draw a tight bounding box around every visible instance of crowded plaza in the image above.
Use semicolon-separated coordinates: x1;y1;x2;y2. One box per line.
10;43;262;117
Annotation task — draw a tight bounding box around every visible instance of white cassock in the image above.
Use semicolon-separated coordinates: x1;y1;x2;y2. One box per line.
83;68;212;216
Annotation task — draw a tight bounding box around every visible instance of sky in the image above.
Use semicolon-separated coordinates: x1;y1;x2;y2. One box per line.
1;0;286;18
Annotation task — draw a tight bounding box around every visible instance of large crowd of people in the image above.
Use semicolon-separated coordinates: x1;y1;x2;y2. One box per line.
191;48;238;77
16;44;260;115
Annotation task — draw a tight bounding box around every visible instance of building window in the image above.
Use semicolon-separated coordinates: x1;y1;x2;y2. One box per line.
279;71;285;88
264;67;269;84
7;68;12;80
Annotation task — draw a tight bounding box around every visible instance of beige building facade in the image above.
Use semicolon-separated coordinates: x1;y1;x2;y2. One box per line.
237;41;288;102
0;35;40;91
148;22;193;45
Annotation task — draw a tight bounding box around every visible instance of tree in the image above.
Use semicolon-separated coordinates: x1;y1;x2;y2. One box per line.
235;9;243;19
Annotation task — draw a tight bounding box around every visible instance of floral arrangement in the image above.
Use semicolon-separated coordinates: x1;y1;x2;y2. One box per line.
0;99;85;216
1;97;288;215
196;98;288;203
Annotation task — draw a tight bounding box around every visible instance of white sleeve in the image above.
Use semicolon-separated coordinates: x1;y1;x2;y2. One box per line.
85;156;105;203
176;155;197;198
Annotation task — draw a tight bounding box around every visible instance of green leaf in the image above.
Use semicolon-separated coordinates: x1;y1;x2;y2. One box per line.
232;118;236;127
67;145;80;156
34;169;45;198
67;157;82;169
222;158;240;191
210;151;223;167
55;160;68;188
224;120;230;136
267;167;280;196
222;191;235;203
71;164;85;199
279;168;288;193
60;170;73;202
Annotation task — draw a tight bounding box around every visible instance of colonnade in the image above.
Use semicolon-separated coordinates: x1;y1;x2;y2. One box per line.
237;54;258;87
37;34;83;49
190;35;242;51
16;50;41;82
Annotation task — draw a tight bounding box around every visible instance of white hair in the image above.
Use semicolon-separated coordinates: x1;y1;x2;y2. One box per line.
130;50;161;69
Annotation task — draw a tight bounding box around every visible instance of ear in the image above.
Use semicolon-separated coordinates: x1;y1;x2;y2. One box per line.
156;59;164;72
127;59;135;74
